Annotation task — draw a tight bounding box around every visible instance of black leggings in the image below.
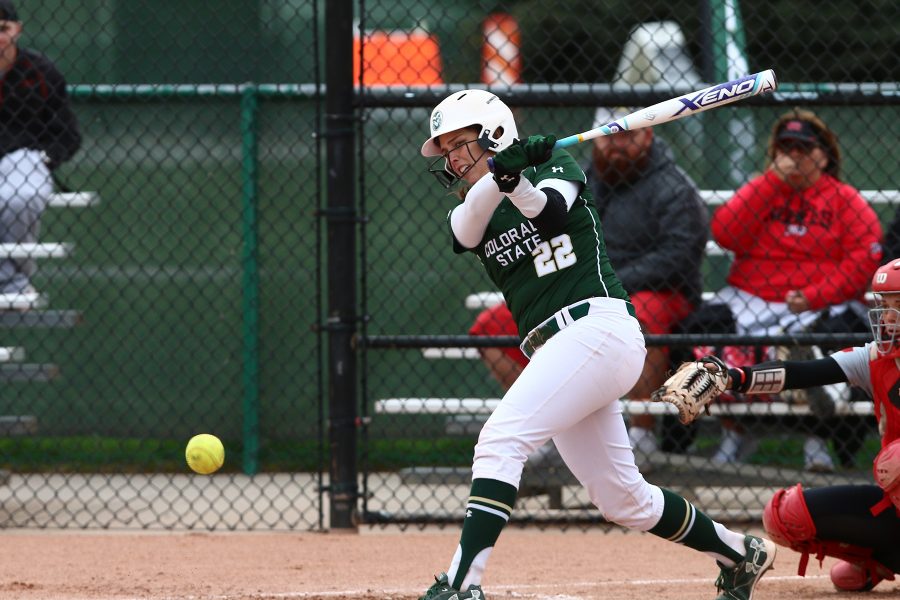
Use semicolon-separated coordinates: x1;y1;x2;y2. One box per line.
805;485;900;572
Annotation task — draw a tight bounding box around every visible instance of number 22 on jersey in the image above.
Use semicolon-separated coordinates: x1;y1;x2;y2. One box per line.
533;234;577;277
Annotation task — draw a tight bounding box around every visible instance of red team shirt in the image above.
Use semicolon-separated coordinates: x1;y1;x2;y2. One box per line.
869;351;900;447
712;170;883;310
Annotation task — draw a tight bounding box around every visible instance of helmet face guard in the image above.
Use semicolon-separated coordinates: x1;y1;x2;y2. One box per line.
426;157;459;189
426;132;497;188
869;259;900;356
868;307;900;356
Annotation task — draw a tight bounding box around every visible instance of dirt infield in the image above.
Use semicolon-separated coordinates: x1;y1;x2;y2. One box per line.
0;527;880;599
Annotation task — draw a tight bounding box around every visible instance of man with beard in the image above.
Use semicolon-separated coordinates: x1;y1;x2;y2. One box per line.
584;106;707;455
468;106;707;459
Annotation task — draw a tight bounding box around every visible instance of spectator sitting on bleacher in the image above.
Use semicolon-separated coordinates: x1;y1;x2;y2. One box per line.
0;0;81;300
707;108;883;471
469;301;526;390
470;106;708;459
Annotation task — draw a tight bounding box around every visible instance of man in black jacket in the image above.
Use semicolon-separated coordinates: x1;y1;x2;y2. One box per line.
0;0;81;298
586;106;708;456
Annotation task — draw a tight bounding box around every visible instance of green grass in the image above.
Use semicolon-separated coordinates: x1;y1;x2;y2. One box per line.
691;433;880;471
0;433;879;473
0;436;476;473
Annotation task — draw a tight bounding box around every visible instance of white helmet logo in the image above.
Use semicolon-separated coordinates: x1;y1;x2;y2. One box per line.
877;273;888;283
431;111;443;132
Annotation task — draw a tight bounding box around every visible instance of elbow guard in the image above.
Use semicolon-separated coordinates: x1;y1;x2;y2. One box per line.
530;188;568;239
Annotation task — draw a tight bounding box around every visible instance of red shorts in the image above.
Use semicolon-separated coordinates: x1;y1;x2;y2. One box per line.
629;290;694;335
469;303;528;368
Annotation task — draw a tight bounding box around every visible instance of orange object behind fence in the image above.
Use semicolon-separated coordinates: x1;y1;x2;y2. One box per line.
353;30;443;85
481;13;522;85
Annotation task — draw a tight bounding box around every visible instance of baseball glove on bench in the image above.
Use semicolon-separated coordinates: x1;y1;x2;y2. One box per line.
651;356;729;424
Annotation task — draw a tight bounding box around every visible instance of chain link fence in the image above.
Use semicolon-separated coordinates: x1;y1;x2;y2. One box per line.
356;0;899;528
0;0;897;530
1;1;326;529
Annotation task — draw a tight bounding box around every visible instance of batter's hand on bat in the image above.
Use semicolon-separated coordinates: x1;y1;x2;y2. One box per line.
520;134;556;165
490;140;526;192
490;135;557;192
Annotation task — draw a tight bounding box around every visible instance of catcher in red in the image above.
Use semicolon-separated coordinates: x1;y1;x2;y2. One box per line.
655;258;900;592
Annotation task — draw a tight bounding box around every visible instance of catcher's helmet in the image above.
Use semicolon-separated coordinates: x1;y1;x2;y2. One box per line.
869;259;900;356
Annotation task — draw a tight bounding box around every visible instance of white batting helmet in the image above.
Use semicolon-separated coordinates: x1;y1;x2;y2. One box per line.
420;89;518;157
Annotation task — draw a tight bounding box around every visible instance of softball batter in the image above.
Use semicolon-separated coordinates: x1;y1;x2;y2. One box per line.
418;89;775;600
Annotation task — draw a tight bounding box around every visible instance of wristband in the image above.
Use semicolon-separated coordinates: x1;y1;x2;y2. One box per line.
734;364;787;394
727;368;746;392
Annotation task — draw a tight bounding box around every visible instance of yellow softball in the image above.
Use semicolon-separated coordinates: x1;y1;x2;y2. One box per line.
185;433;225;475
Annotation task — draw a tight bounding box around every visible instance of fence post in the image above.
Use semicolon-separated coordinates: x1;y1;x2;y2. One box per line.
240;83;261;475
325;0;359;530
702;0;756;187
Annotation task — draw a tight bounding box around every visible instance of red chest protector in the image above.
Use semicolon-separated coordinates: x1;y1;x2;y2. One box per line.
868;350;900;446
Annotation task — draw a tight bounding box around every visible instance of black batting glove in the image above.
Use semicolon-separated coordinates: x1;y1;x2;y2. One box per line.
491;140;527;193
491;135;557;193
520;134;556;166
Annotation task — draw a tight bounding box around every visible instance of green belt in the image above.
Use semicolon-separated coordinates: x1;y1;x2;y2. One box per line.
520;299;636;359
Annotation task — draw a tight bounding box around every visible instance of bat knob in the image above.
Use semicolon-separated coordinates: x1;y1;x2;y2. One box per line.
487;157;495;173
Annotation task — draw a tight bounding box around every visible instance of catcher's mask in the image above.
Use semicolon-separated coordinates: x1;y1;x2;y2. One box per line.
869;259;900;357
421;89;518;188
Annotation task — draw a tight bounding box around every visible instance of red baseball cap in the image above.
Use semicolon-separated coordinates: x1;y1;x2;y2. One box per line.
776;119;820;146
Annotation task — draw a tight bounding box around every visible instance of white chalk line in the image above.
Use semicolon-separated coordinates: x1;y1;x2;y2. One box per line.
63;574;829;600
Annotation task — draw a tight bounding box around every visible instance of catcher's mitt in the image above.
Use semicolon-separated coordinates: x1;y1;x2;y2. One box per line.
651;355;729;424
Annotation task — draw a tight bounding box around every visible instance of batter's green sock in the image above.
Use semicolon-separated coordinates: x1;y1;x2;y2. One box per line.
448;478;517;590
648;487;744;564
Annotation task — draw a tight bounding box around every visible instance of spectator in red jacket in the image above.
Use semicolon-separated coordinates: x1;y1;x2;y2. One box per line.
708;108;883;471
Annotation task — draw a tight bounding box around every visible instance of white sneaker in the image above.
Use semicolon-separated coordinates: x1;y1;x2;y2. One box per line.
628;426;658;457
804;436;835;472
711;428;758;464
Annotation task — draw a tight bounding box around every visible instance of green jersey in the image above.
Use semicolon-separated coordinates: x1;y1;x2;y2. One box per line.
457;149;629;335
